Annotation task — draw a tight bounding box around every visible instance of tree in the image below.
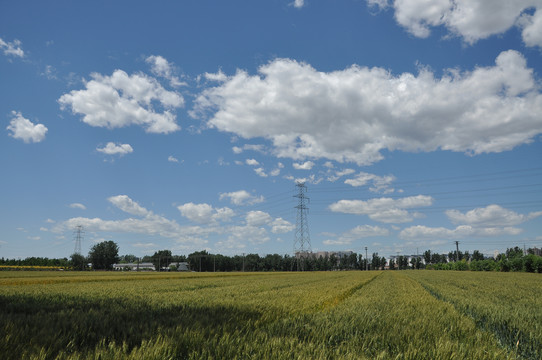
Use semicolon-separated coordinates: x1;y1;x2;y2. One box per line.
423;250;432;265
88;241;119;270
371;253;381;270
388;258;395;270
120;254;137;263
472;250;485;261
70;253;87;271
152;250;172;271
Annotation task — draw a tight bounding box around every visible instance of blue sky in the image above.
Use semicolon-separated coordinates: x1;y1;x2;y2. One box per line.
1;0;541;260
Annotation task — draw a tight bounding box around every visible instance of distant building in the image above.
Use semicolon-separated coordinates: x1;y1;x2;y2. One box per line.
387;255;424;266
113;261;190;271
310;251;353;259
113;262;155;271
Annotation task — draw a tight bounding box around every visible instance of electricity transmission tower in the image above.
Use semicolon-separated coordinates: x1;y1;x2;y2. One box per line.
73;225;84;254
293;182;311;271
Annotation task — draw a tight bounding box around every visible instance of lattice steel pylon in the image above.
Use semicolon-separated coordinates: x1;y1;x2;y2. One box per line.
293;182;311;271
73;225;84;255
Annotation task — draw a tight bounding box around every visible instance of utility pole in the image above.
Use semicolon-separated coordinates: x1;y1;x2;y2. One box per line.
455;241;460;262
73;225;84;255
365;247;368;271
294;182;311;271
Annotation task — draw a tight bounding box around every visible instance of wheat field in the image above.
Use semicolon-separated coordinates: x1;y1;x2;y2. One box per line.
1;270;540;359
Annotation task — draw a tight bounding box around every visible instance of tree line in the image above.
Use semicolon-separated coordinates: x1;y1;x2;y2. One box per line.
1;242;541;273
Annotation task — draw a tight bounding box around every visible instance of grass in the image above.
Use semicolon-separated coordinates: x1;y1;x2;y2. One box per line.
0;270;538;359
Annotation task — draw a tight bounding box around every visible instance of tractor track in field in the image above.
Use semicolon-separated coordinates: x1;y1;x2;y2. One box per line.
319;271;383;311
413;277;540;360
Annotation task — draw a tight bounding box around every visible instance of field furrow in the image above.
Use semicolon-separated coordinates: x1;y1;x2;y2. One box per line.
406;271;542;360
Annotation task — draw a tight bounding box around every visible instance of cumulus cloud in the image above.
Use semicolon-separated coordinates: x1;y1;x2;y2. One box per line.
6;111;48;143
108;195;149;216
323;225;389;245
518;8;542;47
329;195;433;223
400;224;523;240
245;210;273;227
219;190;264;205
146;55;184;87
293;161;315;170
245;158;260;166
400;205;541;240
368;0;542;47
53;195;211;244
96;142;133;156
59;69;183;134
446;204;542;227
203;70;228;82
168;155;179;163
228;225;270;245
69;203;87;210
0;37;24;57
194;51;542;165
292;0;305;9
271;217;295;234
177;202;234;224
344;172;395;193
254;168;268;177
53;196;281;248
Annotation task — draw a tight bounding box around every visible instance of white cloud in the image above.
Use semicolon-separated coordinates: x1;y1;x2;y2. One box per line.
368;0;542;47
254;167;268;177
400;204;541;240
228;225;270;245
270;162;284;176
243;144;265;152
168;155;180;163
204;70;228;82
329;195;433;223
146;55;184;87
96;142;133;156
400;224;523;240
344;172;395;193
69;203;87;210
518;8;542;48
245;211;272;227
194;51;542;165
0;37;24;57
232;146;243;154
177;202;234;224
7;111;48;143
53;196;220;246
108;195;149;216
446;204;542;227
293;161;315;170
245;158;260;166
59;69;183;134
219;190;265;206
42;65;57;80
292;0;305;9
323;225;389;245
271;217;295;234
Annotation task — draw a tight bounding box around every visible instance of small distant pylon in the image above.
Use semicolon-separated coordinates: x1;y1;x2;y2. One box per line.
73;225;84;254
293;182;311;271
